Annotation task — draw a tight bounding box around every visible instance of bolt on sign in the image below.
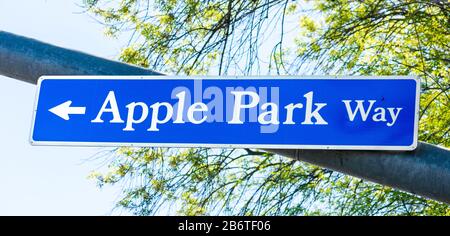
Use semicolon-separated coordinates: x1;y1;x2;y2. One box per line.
30;76;419;150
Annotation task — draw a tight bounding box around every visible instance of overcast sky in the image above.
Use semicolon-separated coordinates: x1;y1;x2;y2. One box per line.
0;0;306;215
0;0;127;215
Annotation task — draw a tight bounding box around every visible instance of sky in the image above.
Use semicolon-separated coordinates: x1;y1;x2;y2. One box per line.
0;0;127;215
0;0;305;215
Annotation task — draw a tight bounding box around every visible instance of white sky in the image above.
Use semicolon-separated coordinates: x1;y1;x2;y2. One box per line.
0;0;306;215
0;0;127;215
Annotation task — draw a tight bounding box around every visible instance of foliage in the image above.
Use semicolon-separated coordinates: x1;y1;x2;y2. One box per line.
83;0;450;215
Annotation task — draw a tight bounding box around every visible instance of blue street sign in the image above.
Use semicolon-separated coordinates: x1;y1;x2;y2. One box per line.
30;76;419;150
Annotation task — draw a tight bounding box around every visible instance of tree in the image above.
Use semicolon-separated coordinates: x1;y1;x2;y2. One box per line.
82;0;450;215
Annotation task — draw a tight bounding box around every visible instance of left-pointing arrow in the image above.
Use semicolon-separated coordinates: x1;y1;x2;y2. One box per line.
48;100;86;120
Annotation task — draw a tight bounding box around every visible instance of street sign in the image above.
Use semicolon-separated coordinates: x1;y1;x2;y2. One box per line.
30;76;419;150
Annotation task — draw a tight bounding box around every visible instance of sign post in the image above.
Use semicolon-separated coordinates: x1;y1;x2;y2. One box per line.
4;31;450;203
31;76;419;150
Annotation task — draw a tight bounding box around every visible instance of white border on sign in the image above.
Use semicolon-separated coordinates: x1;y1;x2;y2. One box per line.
29;75;420;151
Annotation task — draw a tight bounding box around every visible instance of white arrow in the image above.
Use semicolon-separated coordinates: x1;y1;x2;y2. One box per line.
49;100;86;120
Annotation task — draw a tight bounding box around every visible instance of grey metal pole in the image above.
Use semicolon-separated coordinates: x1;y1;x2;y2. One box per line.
269;143;450;204
0;31;162;83
1;31;450;203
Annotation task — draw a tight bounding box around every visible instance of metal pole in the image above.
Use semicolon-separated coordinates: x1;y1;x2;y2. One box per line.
0;31;162;83
1;31;450;203
269;143;450;204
